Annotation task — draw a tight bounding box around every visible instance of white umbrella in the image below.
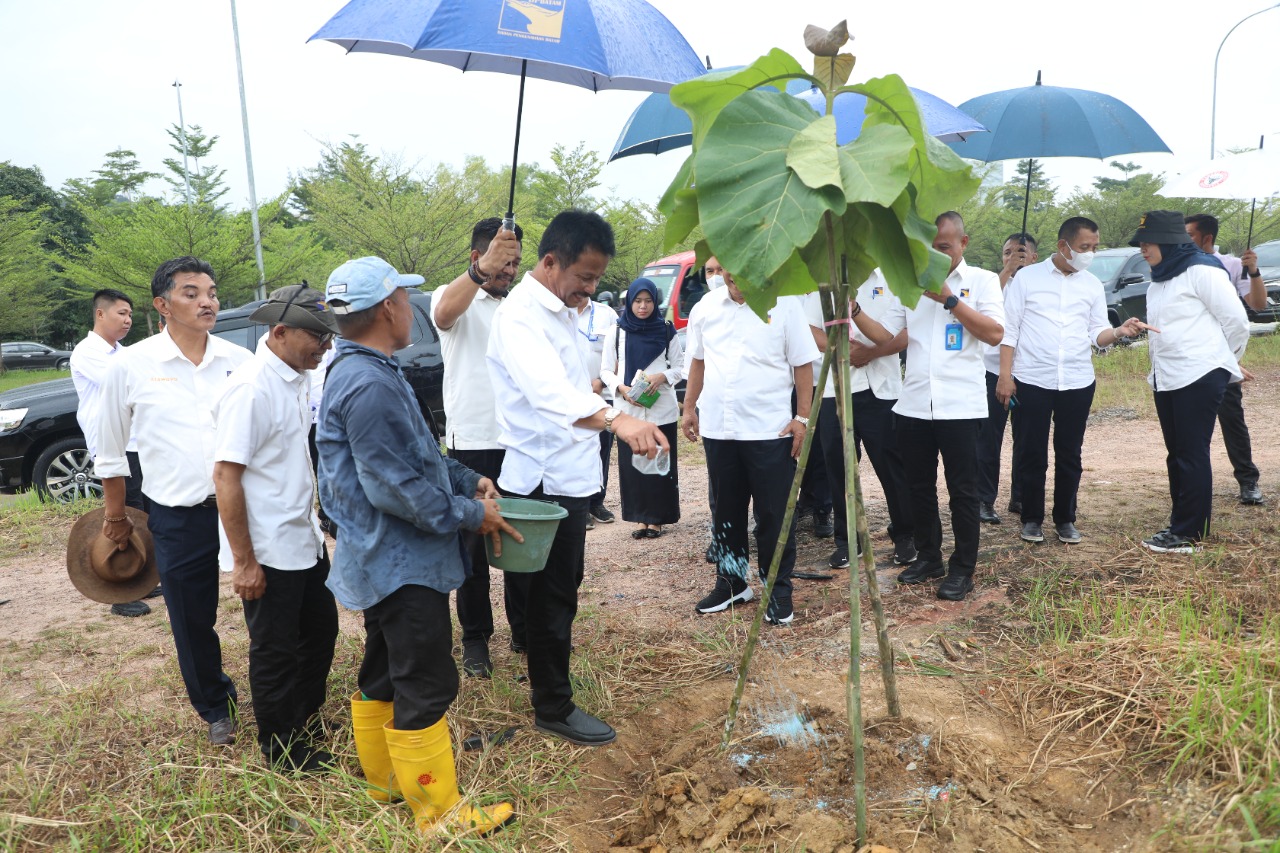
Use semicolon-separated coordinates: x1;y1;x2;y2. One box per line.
1157;140;1278;245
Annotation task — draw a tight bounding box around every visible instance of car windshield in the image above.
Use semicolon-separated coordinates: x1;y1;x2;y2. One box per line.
1089;254;1133;283
640;266;679;305
1254;243;1280;270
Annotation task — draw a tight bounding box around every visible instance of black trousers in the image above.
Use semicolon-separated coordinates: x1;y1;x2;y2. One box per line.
976;371;1023;506
616;421;682;525
508;485;590;722
795;388;831;514
124;451;149;513
1217;381;1260;487
703;437;796;600
360;583;458;731
820;393;915;549
242;553;338;755
1154;368;1229;540
147;502;237;723
898;416;982;576
449;447;529;646
1011;381;1095;525
592;431;614;508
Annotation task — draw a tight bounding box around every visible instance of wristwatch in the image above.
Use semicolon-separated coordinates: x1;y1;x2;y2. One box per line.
603;407;621;434
793;415;809;426
942;295;960;311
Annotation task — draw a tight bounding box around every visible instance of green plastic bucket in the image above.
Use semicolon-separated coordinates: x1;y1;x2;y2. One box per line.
484;497;568;573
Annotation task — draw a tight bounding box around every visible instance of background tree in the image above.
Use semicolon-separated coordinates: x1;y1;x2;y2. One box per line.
1002;158;1052;212
163;124;229;208
0;197;57;344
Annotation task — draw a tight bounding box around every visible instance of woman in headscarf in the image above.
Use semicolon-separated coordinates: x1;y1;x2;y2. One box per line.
1128;210;1249;554
600;278;684;538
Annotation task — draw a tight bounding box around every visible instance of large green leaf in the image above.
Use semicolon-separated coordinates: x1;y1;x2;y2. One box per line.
657;155;699;251
786;114;841;191
837;123;914;207
669;49;810;149
812;53;855;91
739;251;820;318
695;90;846;293
851;74;980;219
855;200;928;308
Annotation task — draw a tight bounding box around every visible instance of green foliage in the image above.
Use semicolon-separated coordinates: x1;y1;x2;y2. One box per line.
0;162;89;251
163;124;229;208
64;148;160;208
660;51;979;314
0;196;58;340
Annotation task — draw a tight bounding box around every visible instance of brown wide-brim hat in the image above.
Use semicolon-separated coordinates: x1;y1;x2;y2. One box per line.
249;284;339;336
66;506;158;604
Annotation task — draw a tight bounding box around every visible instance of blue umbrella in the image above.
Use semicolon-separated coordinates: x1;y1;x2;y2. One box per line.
946;72;1170;237
310;0;706;218
609;76;987;161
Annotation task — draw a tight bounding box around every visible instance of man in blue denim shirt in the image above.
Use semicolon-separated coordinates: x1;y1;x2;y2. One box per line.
318;256;520;838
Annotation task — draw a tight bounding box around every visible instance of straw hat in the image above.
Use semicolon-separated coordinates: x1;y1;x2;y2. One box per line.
66;507;158;604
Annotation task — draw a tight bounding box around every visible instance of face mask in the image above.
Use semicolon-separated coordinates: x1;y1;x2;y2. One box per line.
1063;245;1094;272
707;274;725;289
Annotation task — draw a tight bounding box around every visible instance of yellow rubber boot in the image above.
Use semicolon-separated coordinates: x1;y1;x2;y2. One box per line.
351;692;399;802
383;718;515;836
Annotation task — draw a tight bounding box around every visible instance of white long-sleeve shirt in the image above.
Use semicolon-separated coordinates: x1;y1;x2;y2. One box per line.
1000;258;1109;391
70;331;136;457
599;324;684;426
685;288;818;440
487;272;608;497
97;328;251;506
1145;264;1248;391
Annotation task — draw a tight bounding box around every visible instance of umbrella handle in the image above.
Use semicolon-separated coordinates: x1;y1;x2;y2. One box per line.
506;59;528;220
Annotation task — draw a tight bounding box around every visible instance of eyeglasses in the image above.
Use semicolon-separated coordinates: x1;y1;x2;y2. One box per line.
290;326;337;346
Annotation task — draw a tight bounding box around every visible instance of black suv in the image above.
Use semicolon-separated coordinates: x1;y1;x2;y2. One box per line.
0;290;445;502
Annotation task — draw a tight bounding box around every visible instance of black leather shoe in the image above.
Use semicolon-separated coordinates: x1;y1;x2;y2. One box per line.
462;641;493;678
535;708;616;746
978;502;1001;524
813;509;835;538
896;559;945;585
1055;522;1081;544
1020;522;1044;543
1007;500;1022;515
110;600;151;617
937;574;974;601
1240;483;1265;505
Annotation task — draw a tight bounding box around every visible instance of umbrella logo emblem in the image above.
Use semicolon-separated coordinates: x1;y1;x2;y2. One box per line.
1199;171;1229;189
499;0;565;42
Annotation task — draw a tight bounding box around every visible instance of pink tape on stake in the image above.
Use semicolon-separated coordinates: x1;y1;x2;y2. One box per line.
823;318;851;327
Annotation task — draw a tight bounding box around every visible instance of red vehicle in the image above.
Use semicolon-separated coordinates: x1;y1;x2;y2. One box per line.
638;250;711;332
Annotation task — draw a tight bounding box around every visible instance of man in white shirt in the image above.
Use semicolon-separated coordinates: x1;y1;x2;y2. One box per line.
682;263;817;624
1184;213;1265;506
977;235;1038;525
578;294;619;527
996;217;1146;545
852;212;1004;601
805;282;916;573
212;285;339;772
430;217;527;677
487;210;667;747
98;257;252;745
70;288;157;618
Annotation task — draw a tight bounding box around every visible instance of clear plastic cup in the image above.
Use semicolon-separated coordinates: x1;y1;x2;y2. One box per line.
632;447;670;476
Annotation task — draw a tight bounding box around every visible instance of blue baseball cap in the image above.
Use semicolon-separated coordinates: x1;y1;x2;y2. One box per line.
325;257;424;314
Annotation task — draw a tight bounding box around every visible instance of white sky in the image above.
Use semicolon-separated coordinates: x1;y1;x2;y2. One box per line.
3;0;1278;213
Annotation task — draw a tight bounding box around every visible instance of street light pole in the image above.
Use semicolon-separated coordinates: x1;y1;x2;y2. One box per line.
172;81;193;209
1210;2;1280;159
229;0;267;300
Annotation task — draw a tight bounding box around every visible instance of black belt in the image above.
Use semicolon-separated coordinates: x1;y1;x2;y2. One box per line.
197;494;218;508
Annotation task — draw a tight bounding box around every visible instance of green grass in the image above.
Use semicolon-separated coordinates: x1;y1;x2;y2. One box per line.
0;369;66;395
0;490;99;560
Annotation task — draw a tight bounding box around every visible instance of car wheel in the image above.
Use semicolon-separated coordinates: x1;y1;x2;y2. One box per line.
55;359;70;370
33;437;102;503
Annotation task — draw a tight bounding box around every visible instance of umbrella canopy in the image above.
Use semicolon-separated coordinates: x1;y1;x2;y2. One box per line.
1157;146;1280;200
945;75;1170;163
610;78;986;161
944;72;1170;240
310;0;706;215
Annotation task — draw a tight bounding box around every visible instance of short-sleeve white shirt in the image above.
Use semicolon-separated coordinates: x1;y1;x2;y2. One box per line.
686;288;819;440
71;331;136;457
213;345;324;570
431;287;504;450
879;260;1004;420
576;301;618;402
